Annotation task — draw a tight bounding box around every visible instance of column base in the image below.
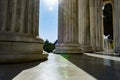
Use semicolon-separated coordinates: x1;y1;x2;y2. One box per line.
0;53;48;63
93;47;104;52
81;45;93;53
97;47;104;52
0;39;48;63
115;46;120;53
54;43;83;54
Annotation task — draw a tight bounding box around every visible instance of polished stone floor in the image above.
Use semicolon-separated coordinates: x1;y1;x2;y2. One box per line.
60;53;120;80
0;53;120;80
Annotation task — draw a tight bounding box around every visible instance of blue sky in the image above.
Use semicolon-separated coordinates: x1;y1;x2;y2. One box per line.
39;0;58;43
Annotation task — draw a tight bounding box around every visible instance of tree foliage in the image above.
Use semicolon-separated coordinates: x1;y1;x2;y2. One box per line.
43;40;55;53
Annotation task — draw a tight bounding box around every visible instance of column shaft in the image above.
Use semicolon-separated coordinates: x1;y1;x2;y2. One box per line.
89;0;104;52
90;0;96;51
55;0;83;53
95;0;104;51
78;0;93;52
0;0;41;39
58;0;64;43
113;0;120;53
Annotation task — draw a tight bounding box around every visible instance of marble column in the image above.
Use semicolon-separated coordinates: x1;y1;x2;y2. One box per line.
78;0;93;53
0;0;48;63
89;0;104;52
113;0;120;53
55;0;83;53
96;0;104;51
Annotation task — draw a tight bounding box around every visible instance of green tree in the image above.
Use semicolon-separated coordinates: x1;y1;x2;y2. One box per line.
43;40;55;53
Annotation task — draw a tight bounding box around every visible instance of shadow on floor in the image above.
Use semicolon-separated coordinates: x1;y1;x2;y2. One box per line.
0;60;47;80
59;53;120;80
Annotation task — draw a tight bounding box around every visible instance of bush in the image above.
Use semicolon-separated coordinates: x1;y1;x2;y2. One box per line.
43;40;55;53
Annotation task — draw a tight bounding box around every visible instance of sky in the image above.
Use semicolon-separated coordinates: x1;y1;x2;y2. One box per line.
39;0;58;43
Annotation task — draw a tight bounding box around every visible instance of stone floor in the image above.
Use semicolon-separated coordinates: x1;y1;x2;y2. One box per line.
0;53;120;80
60;53;120;80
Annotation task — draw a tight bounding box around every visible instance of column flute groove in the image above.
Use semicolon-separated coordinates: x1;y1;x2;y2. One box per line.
15;0;22;32
11;0;17;32
23;0;29;33
0;0;8;31
28;0;32;34
31;0;34;35
19;0;26;33
33;0;39;36
5;0;12;31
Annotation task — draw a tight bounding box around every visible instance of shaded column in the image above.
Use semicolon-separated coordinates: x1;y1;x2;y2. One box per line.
0;0;48;63
89;0;104;52
19;0;26;33
78;0;93;53
113;0;120;53
33;0;39;36
55;0;83;53
0;0;8;31
27;0;32;34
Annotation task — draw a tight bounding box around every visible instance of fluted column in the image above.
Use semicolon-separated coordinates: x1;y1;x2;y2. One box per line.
89;0;96;51
89;0;104;52
0;0;39;36
78;0;93;53
113;0;120;53
55;0;83;53
0;0;48;63
94;0;104;51
96;0;104;51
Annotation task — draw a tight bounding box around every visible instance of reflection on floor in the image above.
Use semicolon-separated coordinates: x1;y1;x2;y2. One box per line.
0;53;120;80
60;53;120;80
85;53;120;62
13;54;96;80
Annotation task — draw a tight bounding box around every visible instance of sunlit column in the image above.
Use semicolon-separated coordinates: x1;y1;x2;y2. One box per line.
78;0;93;52
89;0;104;52
55;0;83;53
89;0;96;51
58;0;64;43
97;0;104;51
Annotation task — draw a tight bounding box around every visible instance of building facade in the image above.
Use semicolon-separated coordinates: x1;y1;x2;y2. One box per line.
0;0;120;63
